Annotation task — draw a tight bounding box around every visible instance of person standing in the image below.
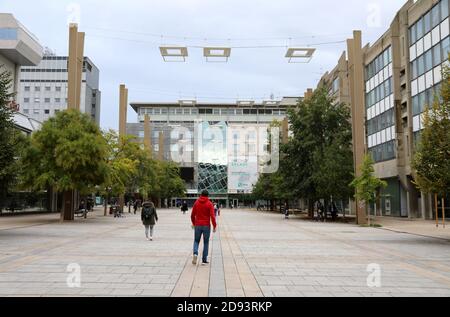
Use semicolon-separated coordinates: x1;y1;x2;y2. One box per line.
214;202;221;218
191;190;217;265
181;201;188;215
141;201;158;241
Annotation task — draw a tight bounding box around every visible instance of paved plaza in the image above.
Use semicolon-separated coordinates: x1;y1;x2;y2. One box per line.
1;208;450;297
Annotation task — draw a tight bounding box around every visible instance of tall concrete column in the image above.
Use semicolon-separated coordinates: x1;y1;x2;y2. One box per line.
67;23;84;111
158;131;165;161
347;30;367;225
119;84;128;138
118;84;128;212
75;32;85;111
144;114;152;155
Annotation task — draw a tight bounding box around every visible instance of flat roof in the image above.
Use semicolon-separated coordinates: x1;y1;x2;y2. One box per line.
130;97;301;113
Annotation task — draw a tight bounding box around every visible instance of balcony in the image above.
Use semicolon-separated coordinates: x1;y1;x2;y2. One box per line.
0;13;43;66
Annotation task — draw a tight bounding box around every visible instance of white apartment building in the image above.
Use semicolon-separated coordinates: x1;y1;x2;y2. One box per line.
17;54;101;124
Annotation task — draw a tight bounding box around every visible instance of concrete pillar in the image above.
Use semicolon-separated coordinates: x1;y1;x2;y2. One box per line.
67;24;84;111
75;32;85;111
144;114;152;155
119;84;128;137
158;131;164;161
347;30;367;225
420;192;426;220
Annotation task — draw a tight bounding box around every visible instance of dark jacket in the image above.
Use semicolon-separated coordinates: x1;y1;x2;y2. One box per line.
191;196;216;229
141;203;158;226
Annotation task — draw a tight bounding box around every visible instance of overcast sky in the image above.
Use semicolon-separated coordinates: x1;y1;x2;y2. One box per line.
1;0;406;131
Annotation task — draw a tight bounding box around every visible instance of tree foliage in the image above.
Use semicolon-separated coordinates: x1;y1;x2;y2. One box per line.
280;84;354;204
0;67;23;203
20;109;109;194
350;154;387;206
412;56;450;196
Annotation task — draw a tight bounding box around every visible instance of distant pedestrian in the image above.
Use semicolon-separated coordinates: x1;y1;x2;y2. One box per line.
191;190;217;265
133;200;138;214
181;201;188;215
214;203;221;218
141;201;158;241
284;202;289;219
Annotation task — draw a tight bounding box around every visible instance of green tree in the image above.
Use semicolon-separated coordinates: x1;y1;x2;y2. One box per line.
350;154;387;223
282;84;354;216
20;109;108;220
412;57;450;197
0;67;17;209
99;131;139;215
155;161;185;207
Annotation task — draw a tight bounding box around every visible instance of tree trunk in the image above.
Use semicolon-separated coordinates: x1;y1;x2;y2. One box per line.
308;200;314;219
61;190;74;221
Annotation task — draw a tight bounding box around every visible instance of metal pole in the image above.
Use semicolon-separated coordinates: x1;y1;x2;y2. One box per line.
442;197;446;229
435;194;439;228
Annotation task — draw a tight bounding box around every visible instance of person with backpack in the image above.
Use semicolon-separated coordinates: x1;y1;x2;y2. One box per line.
141;201;158;241
191;190;217;265
181;201;188;215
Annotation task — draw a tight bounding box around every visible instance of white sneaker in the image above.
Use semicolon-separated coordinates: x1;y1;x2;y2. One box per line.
146;237;149;241
192;254;198;265
150;237;153;241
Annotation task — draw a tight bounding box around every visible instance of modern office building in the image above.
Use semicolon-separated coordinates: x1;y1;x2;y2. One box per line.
0;13;43;96
318;0;449;218
17;52;101;124
127;98;298;206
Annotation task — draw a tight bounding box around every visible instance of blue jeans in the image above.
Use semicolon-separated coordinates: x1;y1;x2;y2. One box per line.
193;226;211;263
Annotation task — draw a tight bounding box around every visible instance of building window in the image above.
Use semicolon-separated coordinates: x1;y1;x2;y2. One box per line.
55;98;61;103
23;109;29;114
35;86;40;92
44;98;50;103
33;109;39;114
55;86;61;92
55;110;60;114
44;109;50;114
45;86;51;92
34;98;40;103
24;98;30;103
24;86;30;92
139;131;145;138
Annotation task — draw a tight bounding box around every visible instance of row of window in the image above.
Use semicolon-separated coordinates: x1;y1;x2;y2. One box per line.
366;78;393;108
366;108;395;136
412;83;442;116
409;0;449;45
140;108;287;116
21;69;68;73
411;37;449;80
22;109;60;115
365;47;392;80
368;140;396;163
24;86;64;92
23;97;67;104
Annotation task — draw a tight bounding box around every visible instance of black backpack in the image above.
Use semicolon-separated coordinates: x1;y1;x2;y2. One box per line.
142;206;154;219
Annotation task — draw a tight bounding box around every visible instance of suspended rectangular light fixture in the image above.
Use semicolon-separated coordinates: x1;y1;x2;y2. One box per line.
203;47;231;62
237;100;255;107
160;46;188;62
178;99;197;106
285;48;316;63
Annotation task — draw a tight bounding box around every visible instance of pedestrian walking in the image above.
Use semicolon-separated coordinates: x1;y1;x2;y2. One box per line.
181;201;188;215
133;200;138;214
141;201;158;241
214;202;221;218
191;190;217;265
284;202;289;219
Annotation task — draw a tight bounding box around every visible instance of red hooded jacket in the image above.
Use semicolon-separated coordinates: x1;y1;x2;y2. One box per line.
191;196;217;229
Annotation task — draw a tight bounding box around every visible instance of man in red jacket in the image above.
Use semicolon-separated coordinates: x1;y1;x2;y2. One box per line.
191;190;217;265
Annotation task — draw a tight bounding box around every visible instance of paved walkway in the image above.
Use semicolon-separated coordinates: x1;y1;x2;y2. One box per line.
1;208;450;297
